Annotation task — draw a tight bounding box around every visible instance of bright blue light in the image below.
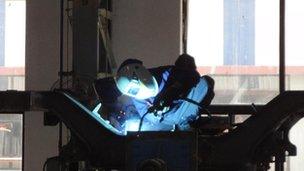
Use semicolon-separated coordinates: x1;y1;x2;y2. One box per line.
116;76;159;100
92;103;102;113
125;119;140;133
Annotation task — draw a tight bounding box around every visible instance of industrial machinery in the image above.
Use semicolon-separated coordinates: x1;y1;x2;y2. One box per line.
1;90;304;170
0;0;300;170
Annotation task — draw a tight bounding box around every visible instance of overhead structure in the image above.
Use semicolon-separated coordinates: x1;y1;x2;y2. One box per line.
73;0;116;81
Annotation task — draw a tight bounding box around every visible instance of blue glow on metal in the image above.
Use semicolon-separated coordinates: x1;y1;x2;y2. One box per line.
62;76;209;135
124;119;140;134
92;103;102;113
63;93;124;136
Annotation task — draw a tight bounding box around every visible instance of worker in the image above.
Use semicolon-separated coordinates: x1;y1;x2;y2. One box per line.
94;54;214;133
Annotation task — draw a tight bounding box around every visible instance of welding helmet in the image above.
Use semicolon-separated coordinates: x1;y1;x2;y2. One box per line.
115;59;159;99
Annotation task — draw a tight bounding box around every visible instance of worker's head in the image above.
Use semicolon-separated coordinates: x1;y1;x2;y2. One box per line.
115;59;159;99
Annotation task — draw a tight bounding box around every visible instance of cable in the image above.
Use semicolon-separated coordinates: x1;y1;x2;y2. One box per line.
43;159;47;171
137;97;212;132
137;104;175;132
50;73;95;91
138;111;149;132
181;97;212;117
50;78;73;90
105;0;109;76
181;97;202;108
43;157;60;171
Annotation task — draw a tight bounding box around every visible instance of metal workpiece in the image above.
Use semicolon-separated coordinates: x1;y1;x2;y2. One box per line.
29;91;50;111
1;90;304;170
126;131;198;171
0;90;31;113
41;91;126;168
0;91;54;113
198;91;304;170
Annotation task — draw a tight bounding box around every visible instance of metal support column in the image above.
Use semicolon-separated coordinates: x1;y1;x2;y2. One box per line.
0;0;5;66
279;0;286;94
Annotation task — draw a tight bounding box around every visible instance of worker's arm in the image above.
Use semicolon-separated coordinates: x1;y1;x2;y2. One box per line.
94;77;121;119
152;54;200;111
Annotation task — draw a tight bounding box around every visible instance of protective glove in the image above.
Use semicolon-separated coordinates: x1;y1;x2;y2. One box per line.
148;100;170;115
147;102;170;123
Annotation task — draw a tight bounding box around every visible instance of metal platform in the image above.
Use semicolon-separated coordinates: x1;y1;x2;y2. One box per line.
1;90;304;170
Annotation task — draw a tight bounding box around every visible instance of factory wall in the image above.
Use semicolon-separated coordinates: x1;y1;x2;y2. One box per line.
112;0;182;68
25;0;60;170
25;0;182;170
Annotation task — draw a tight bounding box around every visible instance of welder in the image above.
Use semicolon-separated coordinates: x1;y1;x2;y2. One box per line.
94;54;214;133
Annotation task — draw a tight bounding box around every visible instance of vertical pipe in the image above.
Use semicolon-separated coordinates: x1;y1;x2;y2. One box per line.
182;0;188;54
275;130;285;171
59;0;64;89
279;0;285;93
66;0;70;88
275;161;284;171
58;0;64;164
277;2;286;170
